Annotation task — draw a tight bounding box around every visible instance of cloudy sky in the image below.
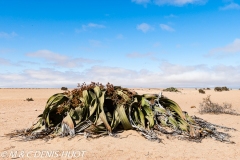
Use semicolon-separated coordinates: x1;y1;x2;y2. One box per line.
0;0;240;88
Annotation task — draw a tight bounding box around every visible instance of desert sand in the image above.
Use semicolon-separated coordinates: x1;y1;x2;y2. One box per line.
0;88;239;160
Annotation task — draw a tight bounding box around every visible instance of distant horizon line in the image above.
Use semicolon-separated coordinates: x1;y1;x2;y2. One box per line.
0;87;239;89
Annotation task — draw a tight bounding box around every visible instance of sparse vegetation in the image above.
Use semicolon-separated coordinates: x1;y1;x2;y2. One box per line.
198;89;205;94
7;82;236;143
61;87;68;91
25;98;34;101
199;95;239;115
214;86;229;92
214;87;222;91
163;87;180;92
221;86;229;91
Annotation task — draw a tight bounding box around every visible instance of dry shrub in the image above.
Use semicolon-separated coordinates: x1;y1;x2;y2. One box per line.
214;86;229;92
221;86;229;91
198;89;205;94
199;95;239;115
25;98;34;101
61;87;68;91
163;87;180;92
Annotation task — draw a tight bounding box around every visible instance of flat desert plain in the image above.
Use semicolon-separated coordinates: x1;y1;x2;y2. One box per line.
0;88;240;160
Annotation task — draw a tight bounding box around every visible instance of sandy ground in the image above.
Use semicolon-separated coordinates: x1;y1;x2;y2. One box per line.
0;88;239;160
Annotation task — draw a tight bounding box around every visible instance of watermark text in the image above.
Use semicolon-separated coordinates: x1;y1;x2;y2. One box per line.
0;150;86;158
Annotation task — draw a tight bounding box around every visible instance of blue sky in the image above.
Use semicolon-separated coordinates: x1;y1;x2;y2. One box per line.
0;0;240;88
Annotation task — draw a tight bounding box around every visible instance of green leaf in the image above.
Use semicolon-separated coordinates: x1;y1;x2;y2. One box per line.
141;97;149;107
99;111;112;132
42;94;69;127
116;105;132;130
154;106;166;114
137;107;145;128
45;93;65;107
168;116;178;129
178;119;189;131
117;90;130;102
141;97;154;128
110;109;121;130
161;98;186;120
92;86;112;132
143;94;158;100
93;86;101;98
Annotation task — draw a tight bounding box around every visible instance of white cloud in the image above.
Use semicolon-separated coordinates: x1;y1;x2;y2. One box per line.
132;0;150;5
126;52;159;61
158;62;240;87
0;58;11;66
154;0;207;6
164;14;178;18
131;0;207;6
160;24;175;32
26;50;99;68
0;32;17;39
116;34;124;39
1;63;240;88
0;68;79;88
137;23;153;33
220;2;240;10
18;61;39;65
86;23;105;28
75;23;106;33
127;52;152;58
0;48;13;54
208;38;240;56
153;42;161;47
0;58;38;67
89;40;102;47
176;44;181;48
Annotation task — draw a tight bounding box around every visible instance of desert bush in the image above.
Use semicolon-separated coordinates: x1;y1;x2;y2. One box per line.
61;87;68;91
221;86;229;91
198;89;205;94
214;86;229;92
214;87;222;92
199;95;239;115
25;98;34;101
201;88;210;90
163;87;179;92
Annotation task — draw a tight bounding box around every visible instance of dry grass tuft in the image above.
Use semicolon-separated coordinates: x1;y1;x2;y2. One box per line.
199;95;239;115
